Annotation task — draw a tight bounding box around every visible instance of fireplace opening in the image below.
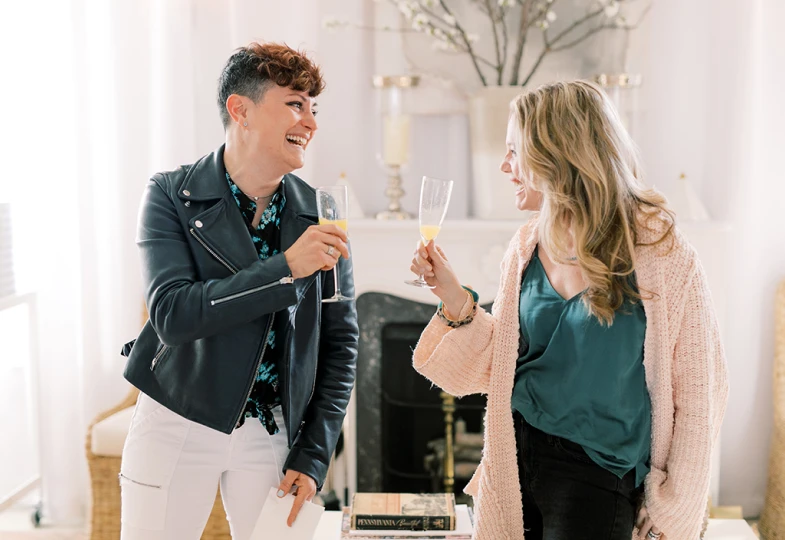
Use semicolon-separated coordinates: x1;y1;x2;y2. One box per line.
355;292;490;498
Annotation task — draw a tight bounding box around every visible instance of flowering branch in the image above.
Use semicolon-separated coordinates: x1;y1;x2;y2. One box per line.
482;0;504;84
499;4;510;85
509;0;551;85
435;0;489;85
324;0;650;89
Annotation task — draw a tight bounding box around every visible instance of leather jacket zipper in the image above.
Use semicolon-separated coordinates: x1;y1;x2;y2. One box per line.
150;345;169;371
190;228;238;274
190;228;294;305
285;274;320;439
235;314;276;428
297;364;318;439
211;277;294;306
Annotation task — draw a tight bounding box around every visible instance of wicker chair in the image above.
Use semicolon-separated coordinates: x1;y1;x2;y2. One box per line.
85;385;231;540
760;280;785;539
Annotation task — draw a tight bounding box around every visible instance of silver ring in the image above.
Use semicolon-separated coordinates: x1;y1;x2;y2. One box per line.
646;531;662;539
326;246;335;257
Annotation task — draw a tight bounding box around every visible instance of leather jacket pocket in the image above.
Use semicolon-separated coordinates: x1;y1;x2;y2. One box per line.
150;344;171;371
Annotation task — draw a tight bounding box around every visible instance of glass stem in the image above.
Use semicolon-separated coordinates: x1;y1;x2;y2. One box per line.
333;265;341;296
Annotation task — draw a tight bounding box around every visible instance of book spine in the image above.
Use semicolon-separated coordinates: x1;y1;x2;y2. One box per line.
352;514;454;531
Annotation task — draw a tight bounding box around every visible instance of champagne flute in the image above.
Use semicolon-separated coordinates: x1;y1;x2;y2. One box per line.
405;176;454;288
316;185;353;303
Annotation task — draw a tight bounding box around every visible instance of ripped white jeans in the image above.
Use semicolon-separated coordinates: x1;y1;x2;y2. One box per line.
120;392;289;540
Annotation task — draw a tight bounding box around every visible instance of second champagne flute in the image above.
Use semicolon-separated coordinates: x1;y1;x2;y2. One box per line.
406;176;454;288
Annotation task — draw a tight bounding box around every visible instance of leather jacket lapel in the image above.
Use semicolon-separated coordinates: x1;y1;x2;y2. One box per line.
189;193;259;273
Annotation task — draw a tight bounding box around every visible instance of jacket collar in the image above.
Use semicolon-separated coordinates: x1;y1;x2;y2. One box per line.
178;144;319;222
181;145;319;277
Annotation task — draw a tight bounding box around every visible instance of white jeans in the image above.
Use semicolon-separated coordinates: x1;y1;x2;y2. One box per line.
120;392;289;540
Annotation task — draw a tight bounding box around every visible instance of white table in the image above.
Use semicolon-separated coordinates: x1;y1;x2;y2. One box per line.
704;519;759;539
313;512;758;540
314;511;342;540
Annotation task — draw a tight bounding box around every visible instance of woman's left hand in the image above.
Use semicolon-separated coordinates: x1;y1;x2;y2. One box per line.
277;469;318;527
636;505;665;539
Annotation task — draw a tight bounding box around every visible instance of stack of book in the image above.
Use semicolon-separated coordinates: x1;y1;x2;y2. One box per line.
341;493;473;540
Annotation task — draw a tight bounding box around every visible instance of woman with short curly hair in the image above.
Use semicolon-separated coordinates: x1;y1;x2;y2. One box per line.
120;42;358;539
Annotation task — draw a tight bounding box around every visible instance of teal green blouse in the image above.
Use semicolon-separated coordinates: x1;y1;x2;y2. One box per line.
512;246;651;486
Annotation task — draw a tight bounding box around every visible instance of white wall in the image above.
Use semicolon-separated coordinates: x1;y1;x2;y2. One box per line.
637;0;785;516
718;0;785;516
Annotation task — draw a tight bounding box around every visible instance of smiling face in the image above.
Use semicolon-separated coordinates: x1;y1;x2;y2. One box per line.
500;114;543;212
245;84;318;173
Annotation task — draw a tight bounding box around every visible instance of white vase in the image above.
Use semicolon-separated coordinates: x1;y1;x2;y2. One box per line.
468;86;527;220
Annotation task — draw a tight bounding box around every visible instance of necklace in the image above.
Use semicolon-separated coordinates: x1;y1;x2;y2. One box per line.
241;190;275;205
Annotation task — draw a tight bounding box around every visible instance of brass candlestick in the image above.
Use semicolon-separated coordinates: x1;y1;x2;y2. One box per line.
376;165;409;220
372;75;419;220
441;391;455;493
593;72;642;135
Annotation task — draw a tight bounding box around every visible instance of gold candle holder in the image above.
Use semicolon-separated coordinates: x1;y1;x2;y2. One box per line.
373;75;420;220
440;391;455;493
593;73;642;135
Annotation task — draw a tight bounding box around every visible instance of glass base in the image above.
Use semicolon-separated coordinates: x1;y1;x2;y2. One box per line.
322;294;354;303
404;278;435;289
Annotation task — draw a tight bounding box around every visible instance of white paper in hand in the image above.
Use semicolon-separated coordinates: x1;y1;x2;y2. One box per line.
249;487;325;540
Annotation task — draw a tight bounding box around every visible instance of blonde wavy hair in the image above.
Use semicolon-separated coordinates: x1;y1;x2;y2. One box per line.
511;80;675;325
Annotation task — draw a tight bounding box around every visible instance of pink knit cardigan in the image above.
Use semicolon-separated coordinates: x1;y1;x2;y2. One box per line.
413;215;729;540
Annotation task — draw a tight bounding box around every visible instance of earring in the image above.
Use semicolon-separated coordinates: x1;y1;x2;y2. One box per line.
243;121;248;127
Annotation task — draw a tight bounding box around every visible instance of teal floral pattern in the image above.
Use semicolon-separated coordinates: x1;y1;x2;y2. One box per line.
227;172;286;434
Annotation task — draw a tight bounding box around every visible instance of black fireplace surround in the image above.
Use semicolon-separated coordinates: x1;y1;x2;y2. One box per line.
355;292;488;494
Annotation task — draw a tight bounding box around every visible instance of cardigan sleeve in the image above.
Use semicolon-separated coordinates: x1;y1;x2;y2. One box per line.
644;260;729;539
411;228;526;397
412;307;496;397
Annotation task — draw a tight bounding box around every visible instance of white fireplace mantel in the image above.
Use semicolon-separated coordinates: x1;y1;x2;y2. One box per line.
347;217;533;304
337;217;731;504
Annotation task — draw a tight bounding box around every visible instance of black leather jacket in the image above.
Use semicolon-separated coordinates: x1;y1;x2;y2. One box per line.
122;146;358;488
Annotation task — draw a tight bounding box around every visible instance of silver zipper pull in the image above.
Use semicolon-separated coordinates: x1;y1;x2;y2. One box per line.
280;276;294;285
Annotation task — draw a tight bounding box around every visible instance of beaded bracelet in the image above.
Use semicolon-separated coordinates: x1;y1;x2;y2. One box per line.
437;286;479;328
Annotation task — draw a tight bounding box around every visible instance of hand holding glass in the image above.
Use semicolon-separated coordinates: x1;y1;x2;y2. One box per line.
316;186;353;303
406;176;454;288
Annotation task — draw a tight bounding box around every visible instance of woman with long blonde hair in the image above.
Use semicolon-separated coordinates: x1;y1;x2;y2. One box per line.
411;80;728;540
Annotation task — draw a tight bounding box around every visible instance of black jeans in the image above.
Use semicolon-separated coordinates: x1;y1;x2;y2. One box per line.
515;412;643;540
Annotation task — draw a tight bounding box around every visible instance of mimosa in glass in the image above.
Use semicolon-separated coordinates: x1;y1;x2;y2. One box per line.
316;186;353;303
406;176;454;288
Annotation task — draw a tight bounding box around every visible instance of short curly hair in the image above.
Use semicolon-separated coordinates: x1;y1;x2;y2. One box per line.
217;42;325;129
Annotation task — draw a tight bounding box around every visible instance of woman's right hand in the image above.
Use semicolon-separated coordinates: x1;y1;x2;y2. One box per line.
411;241;467;315
284;224;349;279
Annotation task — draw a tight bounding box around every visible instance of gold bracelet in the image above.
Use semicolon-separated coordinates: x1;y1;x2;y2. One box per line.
437;287;479;328
442;289;474;322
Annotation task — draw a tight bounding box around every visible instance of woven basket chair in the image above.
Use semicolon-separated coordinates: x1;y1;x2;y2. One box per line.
85;385;231;539
760;279;785;539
